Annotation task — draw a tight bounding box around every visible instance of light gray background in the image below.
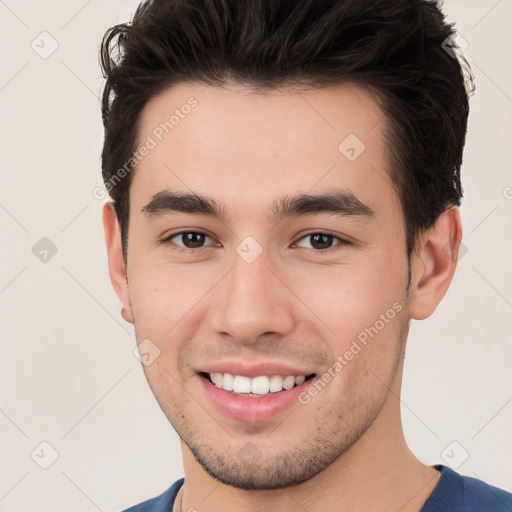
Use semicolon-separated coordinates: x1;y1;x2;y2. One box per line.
1;1;511;511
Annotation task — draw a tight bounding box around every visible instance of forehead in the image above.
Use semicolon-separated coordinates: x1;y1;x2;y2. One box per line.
131;81;396;218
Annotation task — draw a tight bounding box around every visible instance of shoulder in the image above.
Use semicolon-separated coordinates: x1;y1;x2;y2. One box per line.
460;471;512;511
422;465;512;512
120;478;184;512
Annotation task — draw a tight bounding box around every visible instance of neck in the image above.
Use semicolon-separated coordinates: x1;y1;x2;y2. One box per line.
178;361;440;512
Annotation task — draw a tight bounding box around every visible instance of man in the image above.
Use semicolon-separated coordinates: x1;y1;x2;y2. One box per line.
99;0;512;511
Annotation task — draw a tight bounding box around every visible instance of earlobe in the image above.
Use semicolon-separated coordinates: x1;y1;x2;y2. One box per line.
408;206;462;320
102;202;133;324
121;307;134;324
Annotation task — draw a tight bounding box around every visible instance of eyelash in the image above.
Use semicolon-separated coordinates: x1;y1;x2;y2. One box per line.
160;230;349;254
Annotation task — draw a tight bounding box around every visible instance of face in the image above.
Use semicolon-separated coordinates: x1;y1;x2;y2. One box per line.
123;82;412;489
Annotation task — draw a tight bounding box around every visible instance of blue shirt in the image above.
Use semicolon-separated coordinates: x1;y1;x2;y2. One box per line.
122;465;512;511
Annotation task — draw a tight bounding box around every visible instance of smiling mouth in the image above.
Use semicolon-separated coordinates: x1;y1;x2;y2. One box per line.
200;372;316;397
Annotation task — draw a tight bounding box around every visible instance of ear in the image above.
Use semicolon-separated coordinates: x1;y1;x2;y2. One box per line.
102;201;133;324
408;206;462;320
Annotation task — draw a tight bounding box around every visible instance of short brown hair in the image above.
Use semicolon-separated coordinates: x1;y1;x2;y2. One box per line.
100;0;473;263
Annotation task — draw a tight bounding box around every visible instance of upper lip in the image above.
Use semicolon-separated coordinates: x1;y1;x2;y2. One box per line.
197;361;316;379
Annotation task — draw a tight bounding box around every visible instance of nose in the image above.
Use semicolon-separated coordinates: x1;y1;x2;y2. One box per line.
210;248;295;345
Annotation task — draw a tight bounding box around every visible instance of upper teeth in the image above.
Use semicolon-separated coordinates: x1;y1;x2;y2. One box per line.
209;373;307;395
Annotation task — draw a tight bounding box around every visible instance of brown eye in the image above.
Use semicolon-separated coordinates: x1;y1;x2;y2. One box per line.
166;231;215;250
296;233;345;251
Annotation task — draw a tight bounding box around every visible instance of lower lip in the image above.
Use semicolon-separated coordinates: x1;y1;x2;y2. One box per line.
199;375;314;423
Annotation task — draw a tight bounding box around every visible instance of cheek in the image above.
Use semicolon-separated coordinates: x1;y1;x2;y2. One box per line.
290;254;407;343
140;359;184;423
307;303;407;424
127;260;211;333
127;262;219;385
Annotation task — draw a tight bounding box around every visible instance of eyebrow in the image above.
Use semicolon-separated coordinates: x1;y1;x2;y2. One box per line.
141;189;375;223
